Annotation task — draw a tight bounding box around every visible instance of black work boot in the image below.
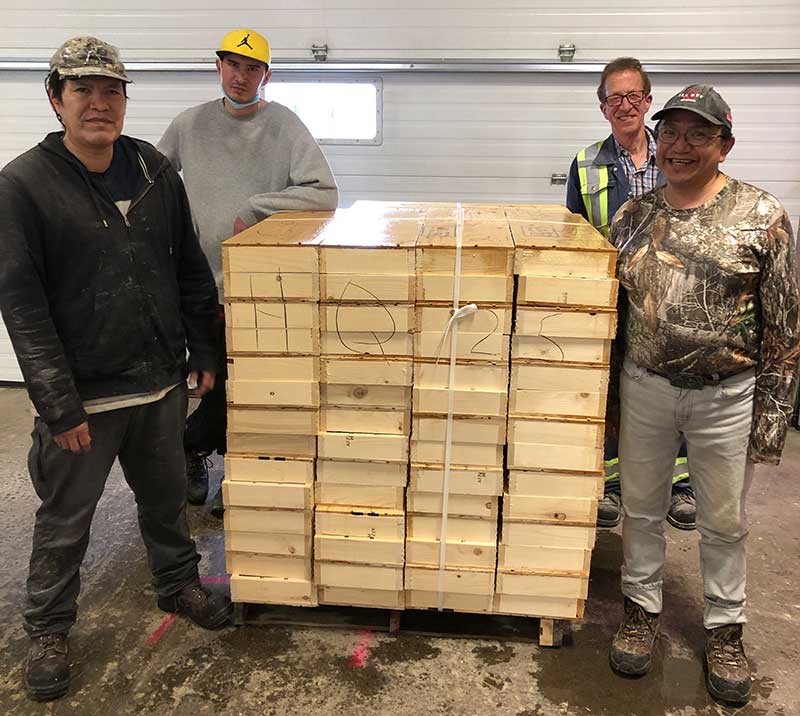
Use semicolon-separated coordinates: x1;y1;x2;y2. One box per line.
210;482;225;518
704;624;751;706
25;633;70;702
185;451;210;505
609;597;660;677
667;486;697;531
157;581;231;630
597;492;622;528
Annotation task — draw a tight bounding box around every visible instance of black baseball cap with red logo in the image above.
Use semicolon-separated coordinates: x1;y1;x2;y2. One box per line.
652;84;733;130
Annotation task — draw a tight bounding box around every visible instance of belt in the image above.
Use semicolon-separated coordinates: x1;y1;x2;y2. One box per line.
645;367;749;390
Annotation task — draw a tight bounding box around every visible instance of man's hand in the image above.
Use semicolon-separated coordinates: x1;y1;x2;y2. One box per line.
54;421;91;454
188;370;216;398
233;217;247;235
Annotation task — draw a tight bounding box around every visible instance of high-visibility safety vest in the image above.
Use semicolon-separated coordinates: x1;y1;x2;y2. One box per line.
576;140;612;238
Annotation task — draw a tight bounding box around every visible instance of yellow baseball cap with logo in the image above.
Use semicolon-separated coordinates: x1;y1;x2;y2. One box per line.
217;29;270;66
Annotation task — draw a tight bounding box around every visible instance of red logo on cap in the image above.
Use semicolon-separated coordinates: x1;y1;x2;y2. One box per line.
679;88;703;103
726;112;733;126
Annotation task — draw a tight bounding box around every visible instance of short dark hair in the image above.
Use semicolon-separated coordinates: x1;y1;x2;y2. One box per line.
597;57;651;102
46;72;128;102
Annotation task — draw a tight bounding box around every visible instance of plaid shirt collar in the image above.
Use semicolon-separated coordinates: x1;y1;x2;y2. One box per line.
613;127;659;196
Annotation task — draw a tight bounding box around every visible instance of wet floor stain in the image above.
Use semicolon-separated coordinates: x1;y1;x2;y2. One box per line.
369;634;441;665
473;642;516;666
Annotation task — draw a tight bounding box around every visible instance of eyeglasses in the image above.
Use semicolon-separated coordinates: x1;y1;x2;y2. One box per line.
656;126;723;147
604;91;648;107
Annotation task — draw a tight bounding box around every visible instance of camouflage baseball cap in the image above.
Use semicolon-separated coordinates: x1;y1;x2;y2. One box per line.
652;85;732;130
49;36;131;83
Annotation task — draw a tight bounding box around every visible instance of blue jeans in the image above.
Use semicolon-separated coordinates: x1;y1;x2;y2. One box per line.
619;358;755;628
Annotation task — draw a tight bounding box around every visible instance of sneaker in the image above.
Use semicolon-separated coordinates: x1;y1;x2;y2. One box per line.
704;624;752;706
609;597;660;677
210;484;225;518
667;489;697;531
25;633;70;702
185;452;210;505
157;581;231;630
597;492;622;528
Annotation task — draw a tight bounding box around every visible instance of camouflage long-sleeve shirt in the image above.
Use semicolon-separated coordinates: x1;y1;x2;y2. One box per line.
610;177;800;465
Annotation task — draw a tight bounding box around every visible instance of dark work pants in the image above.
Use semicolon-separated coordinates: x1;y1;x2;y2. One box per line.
184;306;228;456
24;385;200;637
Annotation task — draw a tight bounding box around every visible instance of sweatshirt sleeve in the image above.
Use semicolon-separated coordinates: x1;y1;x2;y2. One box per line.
0;174;87;433
748;209;800;465
157;119;182;172
236;120;339;226
167;167;220;373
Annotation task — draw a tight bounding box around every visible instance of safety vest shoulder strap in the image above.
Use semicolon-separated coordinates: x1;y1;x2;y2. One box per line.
576;140;613;236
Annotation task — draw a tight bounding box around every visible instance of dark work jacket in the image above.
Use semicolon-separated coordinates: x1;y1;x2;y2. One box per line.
0;132;218;434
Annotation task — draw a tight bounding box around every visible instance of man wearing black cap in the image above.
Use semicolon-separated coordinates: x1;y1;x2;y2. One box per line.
607;85;800;706
0;36;231;702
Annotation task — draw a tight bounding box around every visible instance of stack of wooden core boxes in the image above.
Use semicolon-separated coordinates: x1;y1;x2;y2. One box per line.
498;206;618;619
404;204;513;612
313;208;419;609
222;213;330;607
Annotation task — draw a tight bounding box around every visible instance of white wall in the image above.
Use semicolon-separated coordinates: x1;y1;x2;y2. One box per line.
1;1;799;382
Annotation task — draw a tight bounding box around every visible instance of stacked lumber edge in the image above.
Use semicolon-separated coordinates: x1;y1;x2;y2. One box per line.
221;201;617;619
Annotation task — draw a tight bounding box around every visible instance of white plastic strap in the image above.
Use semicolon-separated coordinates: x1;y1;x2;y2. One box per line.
437;202;467;610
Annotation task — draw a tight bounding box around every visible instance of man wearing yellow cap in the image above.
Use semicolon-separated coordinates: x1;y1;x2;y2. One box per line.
159;29;339;514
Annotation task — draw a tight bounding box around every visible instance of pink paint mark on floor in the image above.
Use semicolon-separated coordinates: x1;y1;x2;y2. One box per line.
348;630;375;669
146;613;177;647
200;575;230;586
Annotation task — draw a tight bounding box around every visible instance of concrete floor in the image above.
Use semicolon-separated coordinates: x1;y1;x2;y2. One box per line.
0;385;797;716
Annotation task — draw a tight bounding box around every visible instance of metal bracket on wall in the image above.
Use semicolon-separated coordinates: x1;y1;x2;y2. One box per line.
311;44;329;62
550;173;568;186
558;44;576;63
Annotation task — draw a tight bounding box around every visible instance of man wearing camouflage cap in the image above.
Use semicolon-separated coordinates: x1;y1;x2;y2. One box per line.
607;85;800;706
0;36;230;702
158;28;338;516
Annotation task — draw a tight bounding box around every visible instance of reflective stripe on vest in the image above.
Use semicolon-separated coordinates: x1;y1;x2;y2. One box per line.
577;141;611;237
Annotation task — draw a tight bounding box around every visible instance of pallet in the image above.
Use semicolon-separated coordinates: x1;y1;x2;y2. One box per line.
230;601;570;646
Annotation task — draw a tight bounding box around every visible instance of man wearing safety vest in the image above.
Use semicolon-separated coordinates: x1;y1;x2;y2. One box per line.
159;29;338;516
566;57;695;530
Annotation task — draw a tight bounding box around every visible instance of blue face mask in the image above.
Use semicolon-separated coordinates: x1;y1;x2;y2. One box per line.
221;86;262;109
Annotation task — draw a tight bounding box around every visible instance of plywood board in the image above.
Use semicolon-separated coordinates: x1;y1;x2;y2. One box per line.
224;508;312;535
321;384;411;409
404;565;495;595
225;531;311;558
517;275;618;308
315;505;406;540
226;552;311;581
514;248;615;279
228;408;318;436
508;442;603;472
226;433;316;458
227;302;317;330
319;586;405;610
501;522;596;550
413;361;508;392
412;416;506;445
407;492;498;519
415;332;508;362
509;219;612;250
224;271;318;301
320;245;416;275
225;456;314;485
412;386;507;417
508;418;604;449
410;465;503;496
508;471;604;499
407;515;498;543
512;336;611;364
418;274;512;304
318;432;409;462
314;534;405;566
499;545;592;575
224;245;319;274
317;460;408;487
503;495;598;524
320;304;414;333
512;364;610;393
321;407;410;435
405;590;493;613
515;308;617;340
321;331;413;358
227;327;319;355
405;538;497;569
492;594;582;619
411;440;503;468
315;562;404;591
496;572;589;600
228;380;319;408
416;246;513;277
321;274;415;302
230;574;318;607
415;306;512;335
222;481;312;510
316;483;405;510
228;356;319;382
322;357;413;386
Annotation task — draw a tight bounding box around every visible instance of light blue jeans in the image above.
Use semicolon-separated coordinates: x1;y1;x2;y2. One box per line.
619;357;755;628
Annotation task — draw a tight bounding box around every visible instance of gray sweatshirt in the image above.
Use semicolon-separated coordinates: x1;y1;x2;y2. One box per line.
158;99;339;296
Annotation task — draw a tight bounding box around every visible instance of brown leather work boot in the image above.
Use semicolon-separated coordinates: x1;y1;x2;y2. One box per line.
704;624;751;705
609;597;660;676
